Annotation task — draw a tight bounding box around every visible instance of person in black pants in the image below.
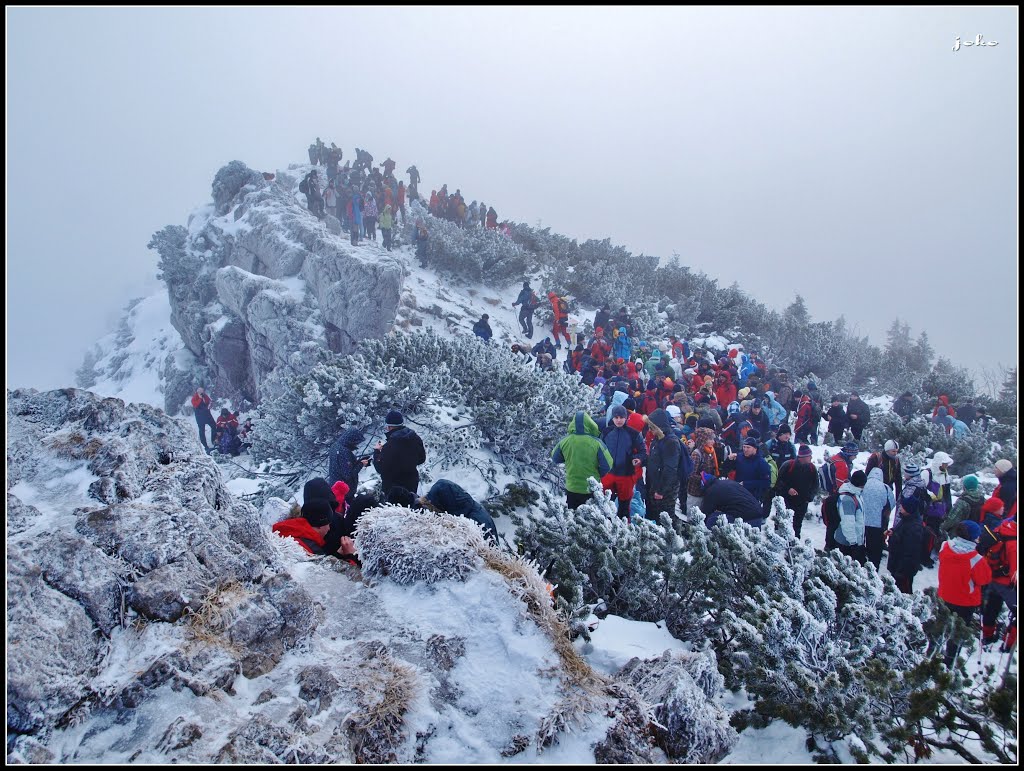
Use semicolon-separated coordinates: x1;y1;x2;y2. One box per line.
777;445;819;538
190;387;217;452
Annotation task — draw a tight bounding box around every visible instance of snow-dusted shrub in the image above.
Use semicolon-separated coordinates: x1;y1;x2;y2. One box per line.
866;412;998;475
617;648;737;763
357;506;486;585
413;202;530;283
342;641;418;764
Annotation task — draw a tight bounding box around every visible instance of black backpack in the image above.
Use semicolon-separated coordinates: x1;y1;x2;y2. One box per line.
299;176;310;195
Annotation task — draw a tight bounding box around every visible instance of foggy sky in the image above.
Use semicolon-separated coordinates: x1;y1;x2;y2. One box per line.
7;7;1018;394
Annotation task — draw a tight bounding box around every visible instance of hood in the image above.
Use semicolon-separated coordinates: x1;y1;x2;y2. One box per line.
939;395;951;406
649;408;674;434
610;391;628;408
931;451;954;468
339;427;366;450
651;350;661;360
946;537;979;555
568;411;601;437
619;327;628;336
866;467;885;484
765;391;775;400
388;426;417;442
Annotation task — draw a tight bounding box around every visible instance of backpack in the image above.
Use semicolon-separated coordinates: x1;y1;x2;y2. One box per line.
982;531;1016;577
966;497;985;525
299;176;309;195
766;455;779;489
819;456;841;495
558;297;569;314
529;291;539;310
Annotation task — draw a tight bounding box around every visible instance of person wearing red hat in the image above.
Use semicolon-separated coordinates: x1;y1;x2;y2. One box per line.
980;498;1017;649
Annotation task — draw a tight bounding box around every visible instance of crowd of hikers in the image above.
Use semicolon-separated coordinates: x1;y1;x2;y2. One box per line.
298;138;506;256
246;141;1020;656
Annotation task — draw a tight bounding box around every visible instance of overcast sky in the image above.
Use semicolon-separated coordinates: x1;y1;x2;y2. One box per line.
7;7;1018;393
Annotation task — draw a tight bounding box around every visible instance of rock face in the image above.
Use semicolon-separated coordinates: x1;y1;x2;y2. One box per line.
6;388;317;743
148;160;405;406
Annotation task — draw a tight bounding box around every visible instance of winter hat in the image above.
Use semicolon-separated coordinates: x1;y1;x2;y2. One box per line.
697;416;717;429
841;441;859;455
611;405;628;419
994;459;1013;475
303;478;337;508
728;401;741;415
666;405;681;419
798;445;813;458
385;410;404;427
956;520;982;541
737;387;751;400
523;281;531;289
331;480;350;504
807;381;818;391
981;497;1005;515
777;424;792;437
884;440;899;453
301;498;333;527
481;314;489;321
742;437;759;449
747;429;761;441
903;462;920;476
962;475;980;491
851;470;867;487
623;397;637;411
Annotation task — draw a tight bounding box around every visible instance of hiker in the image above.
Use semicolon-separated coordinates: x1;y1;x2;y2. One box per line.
865;439;903;499
777;445;819;538
862;467;896;569
834;470;867;565
512;281;539;339
372;410;427;498
214;408;241;456
389;479;499;544
272;480;357;560
887;496;929;593
992;458;1017;516
980;508;1017;650
552;411;613;509
190;386;218;452
846;392;871;441
645;408;681;521
600;404;647;520
547;291;573;350
414;219;429;266
472;314;493;342
328;427;369;505
380;204;394;250
892;391;918;421
406;164;420;186
699;473;766;527
363;192;378;240
348;190;362;246
824;395;848;442
938;520;992;664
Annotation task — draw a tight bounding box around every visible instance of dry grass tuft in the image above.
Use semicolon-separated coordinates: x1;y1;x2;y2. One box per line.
344;647;418;763
183;581;255;658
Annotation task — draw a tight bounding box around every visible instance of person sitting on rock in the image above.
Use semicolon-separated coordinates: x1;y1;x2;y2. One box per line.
472;313;493;341
272;489;357;560
214;408;241;456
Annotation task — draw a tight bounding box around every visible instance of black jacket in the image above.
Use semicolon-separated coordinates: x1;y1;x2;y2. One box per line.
825;405;848;433
887;511;927;577
328;428;365;501
699;478;764;522
777;459;819;503
846;398;871;430
373;426;426;496
601;424;647;477
646;409;680;498
425;479;498;543
997;468;1017;512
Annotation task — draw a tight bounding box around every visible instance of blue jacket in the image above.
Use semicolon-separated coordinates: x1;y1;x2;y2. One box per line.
763;393;787;427
472;318;492;341
328;428;366;499
613;328;632;361
425;479;498;543
734;449;772;501
600;423;647;476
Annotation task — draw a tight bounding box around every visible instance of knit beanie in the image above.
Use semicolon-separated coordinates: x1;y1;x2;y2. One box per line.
776;424;792;437
385;410;404;427
981;497;1005;515
903;462;920;476
994;459;1013;475
743;437;759;449
884;440;899;453
798;445;812;457
611;405;628;419
957;520;981;541
666;405;681;419
962;475;980;491
623;397;637;411
851;470;867;487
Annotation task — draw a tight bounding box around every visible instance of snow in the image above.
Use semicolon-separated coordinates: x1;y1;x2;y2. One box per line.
577;615;689;676
9;461;99;538
722;719;814;764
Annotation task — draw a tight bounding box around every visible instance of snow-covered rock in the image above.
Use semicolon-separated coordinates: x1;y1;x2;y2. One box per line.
147;161;404;405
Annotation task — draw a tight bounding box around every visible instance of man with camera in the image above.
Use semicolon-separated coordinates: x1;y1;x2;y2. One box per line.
373;410;427;498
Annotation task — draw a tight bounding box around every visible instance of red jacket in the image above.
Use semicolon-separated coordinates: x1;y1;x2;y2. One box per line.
547;291;566;322
191;391;212;410
714;375;737;408
271;517;326;555
590;337;611;364
988;517;1018;587
937;540;992;606
216;413;238;431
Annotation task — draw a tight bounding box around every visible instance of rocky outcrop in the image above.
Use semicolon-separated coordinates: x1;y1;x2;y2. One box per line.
6;388;317;742
148;161;405;406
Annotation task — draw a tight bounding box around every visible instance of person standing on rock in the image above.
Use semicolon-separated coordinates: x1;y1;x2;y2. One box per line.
373;410;427;498
380;204;394;251
191;386;218;453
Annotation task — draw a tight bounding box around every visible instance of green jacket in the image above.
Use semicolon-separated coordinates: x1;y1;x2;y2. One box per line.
552;411;613;494
940;488;984;536
379;208;394;229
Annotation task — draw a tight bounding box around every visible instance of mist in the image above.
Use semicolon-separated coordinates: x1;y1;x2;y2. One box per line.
7;7;1017;393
